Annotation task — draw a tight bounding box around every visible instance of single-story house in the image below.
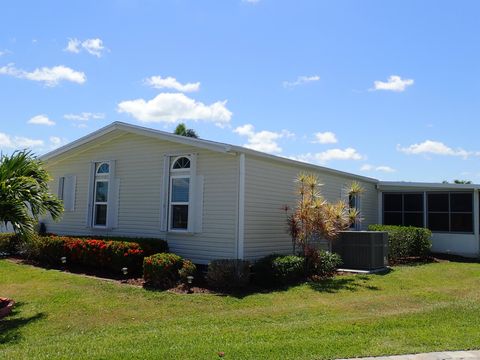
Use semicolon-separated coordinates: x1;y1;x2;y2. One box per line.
40;122;480;263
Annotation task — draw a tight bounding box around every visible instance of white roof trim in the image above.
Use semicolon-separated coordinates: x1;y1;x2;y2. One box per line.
378;181;480;190
41;121;378;183
40;122;232;161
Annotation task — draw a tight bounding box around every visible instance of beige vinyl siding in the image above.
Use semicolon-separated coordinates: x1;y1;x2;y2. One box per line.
243;155;378;260
43;131;238;264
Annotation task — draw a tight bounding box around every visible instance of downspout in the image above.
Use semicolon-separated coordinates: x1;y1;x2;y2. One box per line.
237;153;245;259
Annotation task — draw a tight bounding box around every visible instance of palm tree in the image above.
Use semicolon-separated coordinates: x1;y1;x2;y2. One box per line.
0;151;63;238
174;123;199;138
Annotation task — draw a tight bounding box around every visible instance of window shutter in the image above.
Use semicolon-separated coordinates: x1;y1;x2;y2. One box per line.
340;185;349;203
63;175;76;212
106;160;117;229
160;155;170;232
194;175;204;233
187;153;197;233
85;163;95;227
58;177;65;200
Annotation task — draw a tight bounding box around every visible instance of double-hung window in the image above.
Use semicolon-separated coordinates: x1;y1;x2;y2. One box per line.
169;156;191;231
93;162;110;227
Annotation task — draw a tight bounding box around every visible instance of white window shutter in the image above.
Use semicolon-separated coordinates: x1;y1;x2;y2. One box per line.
63;175;76;212
85;163;95;227
106;160;117;229
340;185;348;203
160;155;170;232
58;177;65;200
194;175;204;233
107;178;120;229
187;153;197;233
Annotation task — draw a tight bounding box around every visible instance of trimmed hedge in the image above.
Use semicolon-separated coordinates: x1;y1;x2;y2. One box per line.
368;224;432;261
305;248;342;279
143;253;196;289
30;235;168;275
206;259;251;291
58;235;169;255
253;254;304;286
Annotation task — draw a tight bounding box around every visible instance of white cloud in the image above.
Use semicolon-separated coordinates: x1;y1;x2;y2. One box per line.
283;75;320;88
65;38;106;57
372;75;414;92
291;148;364;165
65;38;81;53
48;136;68;149
0;133;44;149
397;140;473;159
81;38;105;57
234;124;294;154
243;0;260;3
0;63;86;86
117;93;232;126
361;164;396;173
64;112;105;121
145;76;200;92
27;114;55;126
313;131;338;144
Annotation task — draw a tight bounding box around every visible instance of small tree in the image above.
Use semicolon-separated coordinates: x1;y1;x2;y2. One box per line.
0;150;63;239
174;123;199;138
286;173;363;256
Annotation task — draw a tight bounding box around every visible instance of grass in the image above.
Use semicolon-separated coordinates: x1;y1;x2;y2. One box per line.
1;260;480;359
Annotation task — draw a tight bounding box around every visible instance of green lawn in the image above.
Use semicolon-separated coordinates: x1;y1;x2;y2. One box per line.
1;260;480;359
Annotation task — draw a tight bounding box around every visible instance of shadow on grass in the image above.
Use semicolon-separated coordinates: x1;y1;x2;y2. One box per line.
0;302;46;345
308;275;381;293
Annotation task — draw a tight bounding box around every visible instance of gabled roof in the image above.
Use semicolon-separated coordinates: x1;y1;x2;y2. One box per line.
41;121;233;161
41;121;379;183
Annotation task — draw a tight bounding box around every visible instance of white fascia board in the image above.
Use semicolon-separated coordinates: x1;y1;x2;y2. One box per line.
232;146;379;184
40;121;233;163
378;181;480;191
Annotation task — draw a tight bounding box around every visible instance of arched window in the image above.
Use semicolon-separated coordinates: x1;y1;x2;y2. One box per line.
93;162;110;227
169;156;192;231
96;162;110;174
171;156;191;171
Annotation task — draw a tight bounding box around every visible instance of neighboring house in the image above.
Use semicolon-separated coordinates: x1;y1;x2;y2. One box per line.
40;122;479;263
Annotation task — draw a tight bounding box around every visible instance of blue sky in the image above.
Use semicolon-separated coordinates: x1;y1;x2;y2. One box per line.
1;0;479;182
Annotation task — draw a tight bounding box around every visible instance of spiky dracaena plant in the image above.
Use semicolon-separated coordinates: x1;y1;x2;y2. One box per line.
0;150;63;239
288;173;363;255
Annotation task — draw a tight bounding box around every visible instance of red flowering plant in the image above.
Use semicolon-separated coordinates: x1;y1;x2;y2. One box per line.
33;235;167;276
143;253;191;289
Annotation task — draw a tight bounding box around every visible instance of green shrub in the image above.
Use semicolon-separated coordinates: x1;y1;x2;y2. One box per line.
368;225;432;261
253;254;304;286
29;235;66;265
0;233;20;255
143;253;185;289
206;259;251;291
306;248;342;279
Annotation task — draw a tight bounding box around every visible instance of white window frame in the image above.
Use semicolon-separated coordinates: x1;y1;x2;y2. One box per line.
93;162;110;228
167;156;192;232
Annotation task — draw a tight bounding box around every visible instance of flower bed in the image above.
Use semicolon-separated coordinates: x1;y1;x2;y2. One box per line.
31;235;168;276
